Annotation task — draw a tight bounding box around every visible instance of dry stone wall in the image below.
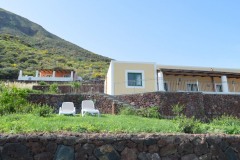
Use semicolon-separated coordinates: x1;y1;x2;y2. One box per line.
0;133;240;160
116;92;240;120
28;92;240;120
27;93;120;114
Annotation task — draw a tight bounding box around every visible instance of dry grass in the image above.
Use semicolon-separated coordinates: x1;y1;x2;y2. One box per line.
3;82;38;89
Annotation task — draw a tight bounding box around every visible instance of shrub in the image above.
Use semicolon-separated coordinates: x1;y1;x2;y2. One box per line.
119;106;137;115
0;86;29;115
71;82;81;93
39;81;47;85
211;115;240;126
49;83;58;93
176;115;201;134
119;106;161;118
172;103;185;117
137;106;161;118
33;104;53;117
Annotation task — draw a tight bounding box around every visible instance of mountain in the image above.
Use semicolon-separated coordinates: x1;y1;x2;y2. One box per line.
0;8;111;80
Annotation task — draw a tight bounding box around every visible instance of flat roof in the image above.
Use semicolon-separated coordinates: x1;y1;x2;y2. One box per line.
157;65;240;78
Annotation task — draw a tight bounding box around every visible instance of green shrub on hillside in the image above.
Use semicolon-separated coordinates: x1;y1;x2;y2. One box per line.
49;83;59;94
172;103;185;117
39;81;47;85
119;106;137;116
119;106;161;119
0;86;29;115
32;104;53;117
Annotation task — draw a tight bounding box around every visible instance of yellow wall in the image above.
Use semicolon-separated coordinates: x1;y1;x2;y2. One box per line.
112;61;157;95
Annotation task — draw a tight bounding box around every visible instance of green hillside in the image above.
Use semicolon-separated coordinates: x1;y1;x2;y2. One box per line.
0;8;111;80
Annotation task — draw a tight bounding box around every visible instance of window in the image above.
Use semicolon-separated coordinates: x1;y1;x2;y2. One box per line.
215;84;223;92
127;72;142;86
164;82;169;91
186;83;198;91
125;70;145;88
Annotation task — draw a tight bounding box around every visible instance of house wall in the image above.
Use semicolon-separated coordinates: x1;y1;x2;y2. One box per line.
40;71;72;77
40;71;53;77
111;61;157;95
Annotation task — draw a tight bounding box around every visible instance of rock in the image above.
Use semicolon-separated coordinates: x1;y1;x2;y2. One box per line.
46;142;57;153
137;142;148;152
148;144;159;153
219;141;229;152
82;143;95;155
144;138;157;146
138;152;148;160
199;153;212;160
121;147;137;160
157;139;167;147
26;142;44;154
161;157;171;160
138;152;161;160
54;145;74;160
63;136;77;146
94;144;120;160
210;144;227;160
34;152;52;160
2;143;33;160
194;142;208;156
178;142;193;155
151;153;161;160
160;144;177;157
88;155;97;160
113;141;126;152
181;154;198;160
224;147;239;160
126;140;137;148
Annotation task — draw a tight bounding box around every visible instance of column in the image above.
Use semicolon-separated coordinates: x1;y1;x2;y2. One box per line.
52;71;56;77
158;71;165;91
221;75;229;93
35;70;39;77
18;70;23;79
71;71;74;81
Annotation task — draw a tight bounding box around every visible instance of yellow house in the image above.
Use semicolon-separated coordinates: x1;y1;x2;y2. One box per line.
105;60;240;95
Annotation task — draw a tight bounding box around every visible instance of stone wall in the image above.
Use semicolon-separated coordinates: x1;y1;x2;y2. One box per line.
27;94;120;114
116;92;240;120
33;84;104;94
0;133;239;160
28;92;240;120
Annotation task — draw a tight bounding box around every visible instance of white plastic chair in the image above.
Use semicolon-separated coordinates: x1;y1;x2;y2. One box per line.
81;100;100;117
59;102;76;115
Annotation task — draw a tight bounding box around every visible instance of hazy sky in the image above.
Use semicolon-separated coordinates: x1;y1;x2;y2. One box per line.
1;0;240;68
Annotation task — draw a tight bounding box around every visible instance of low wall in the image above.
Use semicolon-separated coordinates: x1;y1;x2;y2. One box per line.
28;92;240;120
0;133;239;160
27;94;119;114
116;92;240;120
33;84;104;94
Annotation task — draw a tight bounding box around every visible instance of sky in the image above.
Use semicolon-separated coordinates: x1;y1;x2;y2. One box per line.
1;0;240;68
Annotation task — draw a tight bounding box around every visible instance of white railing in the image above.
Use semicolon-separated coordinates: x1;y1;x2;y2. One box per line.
18;76;74;82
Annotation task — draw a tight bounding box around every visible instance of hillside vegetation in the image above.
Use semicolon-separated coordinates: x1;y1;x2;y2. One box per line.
0;8;111;80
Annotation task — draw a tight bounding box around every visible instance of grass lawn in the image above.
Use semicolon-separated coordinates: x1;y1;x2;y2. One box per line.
0;114;240;134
